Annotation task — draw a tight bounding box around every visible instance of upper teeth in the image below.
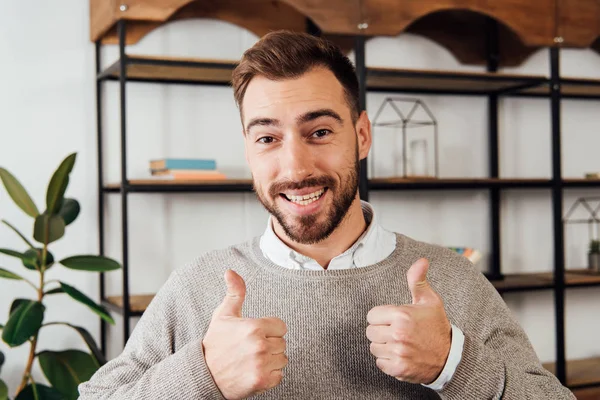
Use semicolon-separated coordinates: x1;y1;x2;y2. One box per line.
287;188;325;202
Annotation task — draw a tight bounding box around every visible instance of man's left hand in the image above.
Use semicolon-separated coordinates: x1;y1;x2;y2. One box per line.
366;258;452;385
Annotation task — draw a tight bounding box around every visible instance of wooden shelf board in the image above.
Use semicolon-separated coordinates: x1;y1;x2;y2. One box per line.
523;78;600;98
106;294;154;314
97;56;600;98
105;179;254;191
101;55;238;84
366;67;546;94
491;272;554;292
572;385;600;400
491;269;600;293
369;177;552;190
544;357;600;388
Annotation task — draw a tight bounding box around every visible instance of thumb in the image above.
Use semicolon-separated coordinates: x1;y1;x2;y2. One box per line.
406;258;437;305
214;269;246;318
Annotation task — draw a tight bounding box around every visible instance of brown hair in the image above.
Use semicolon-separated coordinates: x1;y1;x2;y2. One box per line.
231;30;360;124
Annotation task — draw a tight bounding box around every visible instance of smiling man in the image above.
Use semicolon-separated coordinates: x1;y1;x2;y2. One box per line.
79;31;575;399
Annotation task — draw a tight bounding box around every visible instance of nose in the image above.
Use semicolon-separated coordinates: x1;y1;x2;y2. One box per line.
279;136;314;182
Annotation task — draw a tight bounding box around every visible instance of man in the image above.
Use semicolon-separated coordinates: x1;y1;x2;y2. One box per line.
79;31;575;399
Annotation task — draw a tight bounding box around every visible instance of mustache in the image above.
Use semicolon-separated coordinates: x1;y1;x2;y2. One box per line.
269;176;336;197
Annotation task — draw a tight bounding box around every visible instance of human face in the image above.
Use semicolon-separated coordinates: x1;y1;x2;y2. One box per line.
242;67;371;244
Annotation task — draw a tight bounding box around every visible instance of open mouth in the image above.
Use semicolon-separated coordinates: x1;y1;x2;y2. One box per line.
280;188;327;206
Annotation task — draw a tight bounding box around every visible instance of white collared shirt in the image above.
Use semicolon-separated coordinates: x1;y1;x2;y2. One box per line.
259;200;465;391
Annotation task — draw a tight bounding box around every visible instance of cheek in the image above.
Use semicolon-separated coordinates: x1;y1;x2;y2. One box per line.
248;153;280;184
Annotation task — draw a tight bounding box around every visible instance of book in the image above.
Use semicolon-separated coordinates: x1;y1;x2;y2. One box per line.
149;171;227;181
150;158;216;171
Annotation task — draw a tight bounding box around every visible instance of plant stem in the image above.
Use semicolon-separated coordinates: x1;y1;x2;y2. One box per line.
15;244;46;396
29;374;39;400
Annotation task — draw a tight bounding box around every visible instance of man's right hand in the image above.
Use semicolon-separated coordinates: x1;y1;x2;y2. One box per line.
202;269;288;400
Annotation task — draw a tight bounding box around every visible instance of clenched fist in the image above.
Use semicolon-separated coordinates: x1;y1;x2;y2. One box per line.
202;270;288;399
366;258;451;385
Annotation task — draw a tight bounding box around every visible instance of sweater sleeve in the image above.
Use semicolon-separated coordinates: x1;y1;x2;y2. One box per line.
438;260;576;400
77;270;224;400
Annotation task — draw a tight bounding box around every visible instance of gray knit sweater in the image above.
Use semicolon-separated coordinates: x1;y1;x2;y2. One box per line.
78;234;575;399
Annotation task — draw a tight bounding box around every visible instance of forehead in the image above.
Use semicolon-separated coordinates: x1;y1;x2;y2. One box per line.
241;67;348;125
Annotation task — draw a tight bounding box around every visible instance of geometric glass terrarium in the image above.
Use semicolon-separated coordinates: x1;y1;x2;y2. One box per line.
369;97;438;179
563;197;600;272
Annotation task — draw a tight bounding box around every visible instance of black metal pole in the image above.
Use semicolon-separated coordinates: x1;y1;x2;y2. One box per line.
354;35;368;202
486;17;502;281
95;41;107;356
117;20;131;346
550;45;566;385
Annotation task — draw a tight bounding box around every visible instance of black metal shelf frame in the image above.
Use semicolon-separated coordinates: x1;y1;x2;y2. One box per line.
94;18;600;390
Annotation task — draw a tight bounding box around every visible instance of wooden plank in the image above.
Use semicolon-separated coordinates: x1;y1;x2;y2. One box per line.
94;0;305;45
368;177;551;185
89;0;117;42
558;0;600;47
573;386;600;400
367;67;545;93
524;79;600;98
283;0;556;46
565;269;600;286
105;179;253;190
544;357;600;388
491;272;553;292
106;294;155;313
403;9;541;67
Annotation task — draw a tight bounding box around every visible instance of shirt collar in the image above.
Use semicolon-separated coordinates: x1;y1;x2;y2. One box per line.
259;201;396;271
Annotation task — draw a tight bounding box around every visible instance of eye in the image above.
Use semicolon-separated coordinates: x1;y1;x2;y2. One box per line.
257;136;275;144
312;129;332;138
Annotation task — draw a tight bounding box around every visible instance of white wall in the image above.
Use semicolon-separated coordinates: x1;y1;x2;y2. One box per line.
1;0;600;394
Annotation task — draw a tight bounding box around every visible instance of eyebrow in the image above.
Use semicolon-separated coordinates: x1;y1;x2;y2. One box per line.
296;109;344;126
245;108;344;134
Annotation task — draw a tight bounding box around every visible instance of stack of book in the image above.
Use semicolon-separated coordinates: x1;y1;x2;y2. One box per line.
149;158;227;181
448;247;482;265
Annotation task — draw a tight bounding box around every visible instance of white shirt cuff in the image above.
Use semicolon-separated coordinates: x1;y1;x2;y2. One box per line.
421;324;465;391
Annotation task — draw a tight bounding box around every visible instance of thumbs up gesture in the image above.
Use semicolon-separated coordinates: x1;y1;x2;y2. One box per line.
366;259;452;385
202;270;288;399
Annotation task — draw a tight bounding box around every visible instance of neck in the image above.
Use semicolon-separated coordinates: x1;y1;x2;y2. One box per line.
273;195;367;269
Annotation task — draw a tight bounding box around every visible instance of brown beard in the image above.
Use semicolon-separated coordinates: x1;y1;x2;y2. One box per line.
253;155;360;245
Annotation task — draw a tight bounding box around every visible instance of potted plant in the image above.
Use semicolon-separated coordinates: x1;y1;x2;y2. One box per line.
0;153;121;399
589;239;600;272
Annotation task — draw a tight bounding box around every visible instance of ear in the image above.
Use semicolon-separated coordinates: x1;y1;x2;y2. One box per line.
355;110;372;161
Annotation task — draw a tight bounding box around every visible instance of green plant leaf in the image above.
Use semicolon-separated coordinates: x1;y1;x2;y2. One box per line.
66;324;106;366
33;214;65;245
22;249;39;270
2;300;44;347
46;153;76;216
0;267;24;280
9;298;30;315
15;383;64;400
59;282;114;324
0;379;7;400
0;167;39;218
59;255;120;272
44;287;64;295
0;248;26;261
38;350;97;400
2;220;35;248
57;198;80;226
21;248;54;271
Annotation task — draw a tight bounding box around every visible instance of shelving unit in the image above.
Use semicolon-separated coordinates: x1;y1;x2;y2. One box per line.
91;0;600;395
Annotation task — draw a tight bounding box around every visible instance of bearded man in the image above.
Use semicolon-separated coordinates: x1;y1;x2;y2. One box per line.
79;31;575;400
